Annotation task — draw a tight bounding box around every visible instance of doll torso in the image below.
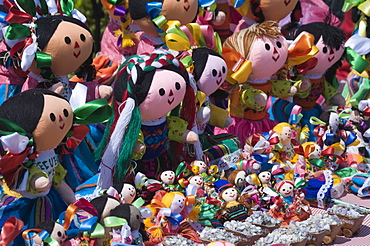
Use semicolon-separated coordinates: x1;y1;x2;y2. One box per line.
293;75;324;111
141;116;169;160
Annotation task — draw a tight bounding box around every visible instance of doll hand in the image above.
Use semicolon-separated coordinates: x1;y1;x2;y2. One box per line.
134;141;146;153
94;56;119;85
252;163;261;170
329;93;345;107
197;106;211;122
98;85;113;99
211;11;226;26
49;82;64;95
30;176;51;192
182;130;199;144
254;93;267;108
224;116;233;128
298;78;311;92
289;86;297;96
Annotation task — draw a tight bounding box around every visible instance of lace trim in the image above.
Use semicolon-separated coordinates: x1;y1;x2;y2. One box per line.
209;149;242;170
142;115;167;126
317;170;333;208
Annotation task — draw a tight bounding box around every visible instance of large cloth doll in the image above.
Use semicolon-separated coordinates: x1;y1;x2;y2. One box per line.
272;20;346;141
95;50;198;193
214;21;297;145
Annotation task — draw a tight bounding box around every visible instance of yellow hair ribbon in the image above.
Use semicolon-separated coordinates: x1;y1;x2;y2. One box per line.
222;47;252;84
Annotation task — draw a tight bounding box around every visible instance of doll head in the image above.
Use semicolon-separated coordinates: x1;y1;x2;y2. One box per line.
34;220;66;245
258;171;271;185
113;182;137;204
246;0;300;23
224;21;288;81
109;203;143;231
301;142;322;159
160;170;176;185
274;179;294;197
192;47;227;96
0;89;73;152
228;169;246;188
129;0;199;37
189;175;204;188
273;123;292;146
161;191;186;214
320;110;340;133
90;194;121;224
287;19;345;76
191;160;208;174
220;186;239;203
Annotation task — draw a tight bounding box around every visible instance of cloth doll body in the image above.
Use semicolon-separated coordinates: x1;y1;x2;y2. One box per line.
272;21;346;141
214;21;295;145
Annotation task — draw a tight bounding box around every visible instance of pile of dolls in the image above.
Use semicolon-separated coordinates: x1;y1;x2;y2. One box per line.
0;0;370;245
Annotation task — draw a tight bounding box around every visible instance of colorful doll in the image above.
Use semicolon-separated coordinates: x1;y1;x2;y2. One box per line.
190;160;208;174
272;19;346;141
96;50;198;191
214;21;298;145
294;141;323;176
228;169;247;190
105;182;137;204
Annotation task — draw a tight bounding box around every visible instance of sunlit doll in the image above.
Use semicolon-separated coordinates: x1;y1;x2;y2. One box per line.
188;175;206;197
214;21;299;145
190;160;208;175
272;19;346;141
270;179;310;224
105;182;137;204
294;142;328;176
96;50;198;191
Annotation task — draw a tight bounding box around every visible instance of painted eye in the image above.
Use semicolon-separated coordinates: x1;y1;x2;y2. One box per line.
137;215;140;220
165;173;167;176
175;82;181;90
64;36;71;44
282;189;286;192
80;34;86;42
57;231;62;237
336;46;340;51
276;41;282;48
222;66;226;73
212;69;217;77
178;200;181;202
50;113;56;122
159;88;165;96
225;192;228;195
265;43;270;51
63;109;69;117
323;47;328;53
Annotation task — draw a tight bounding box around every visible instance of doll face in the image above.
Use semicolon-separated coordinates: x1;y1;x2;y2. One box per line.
306;36;344;76
258;171;271;184
128;205;143;231
235;171;246;187
259;0;299;21
161;170;176;185
329;112;340;132
192;160;208;173
248;35;288;80
51;223;67;245
162;0;198;25
221;187;238;203
170;193;186;214
43;21;93;77
308;144;321;159
280;126;292;145
32;95;73;151
196;54;227;96
121;183;136;204
189;175;204;187
139;69;187;121
278;182;294;197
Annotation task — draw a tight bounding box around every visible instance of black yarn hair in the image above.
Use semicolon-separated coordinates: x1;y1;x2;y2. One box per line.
34;15;95;82
90;194;120;222
112;181;136;194
250;0;265;23
34;220;57;246
114;64;190;105
319;110;337;125
0;88;67;140
192;47;223;82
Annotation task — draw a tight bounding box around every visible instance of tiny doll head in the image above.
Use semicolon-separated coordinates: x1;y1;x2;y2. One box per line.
274;179;294;197
0;89;73;152
220;186;239;203
191;160;208;174
320;110;340;132
301;142;322;159
287;18;345;76
189;175;204;188
224;21;289;81
34;220;66;245
244;133;270;154
273;122;292;146
161;191;186;214
109;203;143;231
113;182;137;204
228;169;246;188
90;194;121;224
258;171;271;185
192;47;227;96
160;170;176;185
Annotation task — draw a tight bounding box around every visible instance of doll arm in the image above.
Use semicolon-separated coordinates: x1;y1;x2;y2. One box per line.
323;80;345;106
55;180;76;204
132;130;146;160
237;84;266;111
209;103;232;128
28;166;50;194
167;116;198;144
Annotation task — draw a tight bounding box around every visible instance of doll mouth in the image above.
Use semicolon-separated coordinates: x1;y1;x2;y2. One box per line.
216;78;222;85
328;56;335;62
284;0;291;6
184;5;190;11
74;51;81;58
130;193;135;197
179;205;184;209
272;54;280;62
229;194;235;197
196;181;202;185
168;177;174;180
59;123;65;130
168;98;174;105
